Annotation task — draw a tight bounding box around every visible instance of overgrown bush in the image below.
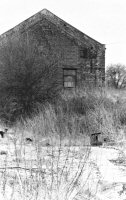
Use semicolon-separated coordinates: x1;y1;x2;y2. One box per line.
0;34;61;124
66;96;96;115
113;102;126;126
57;89;98;116
57;87;114;117
12;86;126;145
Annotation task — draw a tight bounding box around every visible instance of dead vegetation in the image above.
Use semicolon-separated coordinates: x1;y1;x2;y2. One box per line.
0;86;126;199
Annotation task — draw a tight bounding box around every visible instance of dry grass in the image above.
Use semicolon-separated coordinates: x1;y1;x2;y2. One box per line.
0;86;126;199
0;135;93;200
4;86;126;146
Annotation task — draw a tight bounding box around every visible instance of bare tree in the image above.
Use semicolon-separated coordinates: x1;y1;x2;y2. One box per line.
106;64;126;89
0;33;61;124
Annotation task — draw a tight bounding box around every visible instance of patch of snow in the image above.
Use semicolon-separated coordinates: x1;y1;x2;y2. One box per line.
89;147;126;183
0;134;126;200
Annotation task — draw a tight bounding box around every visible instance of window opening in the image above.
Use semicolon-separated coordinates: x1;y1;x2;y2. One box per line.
63;68;77;88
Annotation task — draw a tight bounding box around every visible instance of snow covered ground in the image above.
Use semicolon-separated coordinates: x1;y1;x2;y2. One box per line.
0;134;126;200
88;147;126;200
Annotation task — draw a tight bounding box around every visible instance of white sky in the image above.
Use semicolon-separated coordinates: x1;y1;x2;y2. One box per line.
0;0;126;68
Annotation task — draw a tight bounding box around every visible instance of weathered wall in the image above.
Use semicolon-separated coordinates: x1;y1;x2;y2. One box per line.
0;12;105;88
27;18;105;87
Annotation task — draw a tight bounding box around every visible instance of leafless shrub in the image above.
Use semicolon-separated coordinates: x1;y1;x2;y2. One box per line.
1;87;126;199
0;34;61;125
106;64;126;89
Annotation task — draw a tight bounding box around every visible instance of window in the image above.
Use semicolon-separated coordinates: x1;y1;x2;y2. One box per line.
63;69;77;88
90;47;97;59
80;47;88;58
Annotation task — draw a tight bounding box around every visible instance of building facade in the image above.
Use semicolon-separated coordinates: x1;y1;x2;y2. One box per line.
0;9;105;88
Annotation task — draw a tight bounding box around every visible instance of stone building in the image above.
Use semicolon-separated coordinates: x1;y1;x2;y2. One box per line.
0;9;105;88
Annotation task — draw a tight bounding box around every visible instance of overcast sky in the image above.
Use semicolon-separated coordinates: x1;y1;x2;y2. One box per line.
0;0;126;68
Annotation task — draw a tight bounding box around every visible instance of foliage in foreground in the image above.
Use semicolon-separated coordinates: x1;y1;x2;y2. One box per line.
0;87;126;200
14;86;126;145
0;34;61;124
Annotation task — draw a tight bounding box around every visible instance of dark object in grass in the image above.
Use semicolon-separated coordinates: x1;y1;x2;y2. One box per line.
0;128;8;138
91;141;103;146
26;138;33;142
90;132;102;146
0;150;7;155
46;143;50;146
109;159;126;165
104;137;110;142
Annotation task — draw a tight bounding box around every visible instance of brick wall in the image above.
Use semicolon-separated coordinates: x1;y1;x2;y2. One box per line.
0;15;105;88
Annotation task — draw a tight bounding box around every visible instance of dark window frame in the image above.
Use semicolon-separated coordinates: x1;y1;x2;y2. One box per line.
79;47;88;58
63;68;77;88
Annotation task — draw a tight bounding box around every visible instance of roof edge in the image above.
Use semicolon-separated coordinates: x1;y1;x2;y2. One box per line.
0;8;105;47
41;9;104;46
